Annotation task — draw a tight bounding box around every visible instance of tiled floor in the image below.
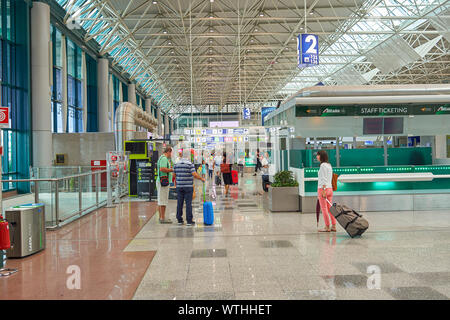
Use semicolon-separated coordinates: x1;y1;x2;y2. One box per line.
0;201;157;299
2;173;450;300
127;174;450;300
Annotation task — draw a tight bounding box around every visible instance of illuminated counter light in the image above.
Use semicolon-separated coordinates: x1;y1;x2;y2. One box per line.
295;165;450;193
334;173;435;183
304;172;450;183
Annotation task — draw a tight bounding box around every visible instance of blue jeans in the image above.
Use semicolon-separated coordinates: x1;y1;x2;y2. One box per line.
176;187;194;223
208;169;213;178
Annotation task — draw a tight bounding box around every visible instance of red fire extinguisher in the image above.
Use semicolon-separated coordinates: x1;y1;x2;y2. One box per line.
0;215;11;250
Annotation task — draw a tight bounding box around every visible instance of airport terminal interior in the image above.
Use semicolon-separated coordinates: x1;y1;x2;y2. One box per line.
0;0;450;301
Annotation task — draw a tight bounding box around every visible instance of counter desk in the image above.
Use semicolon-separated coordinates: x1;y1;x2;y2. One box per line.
289;165;450;213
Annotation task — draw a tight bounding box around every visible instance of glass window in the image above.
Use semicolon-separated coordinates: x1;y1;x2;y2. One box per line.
76;46;82;79
67;39;75;77
68;106;75;133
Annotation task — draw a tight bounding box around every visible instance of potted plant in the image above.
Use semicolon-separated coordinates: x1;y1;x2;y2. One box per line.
268;170;300;212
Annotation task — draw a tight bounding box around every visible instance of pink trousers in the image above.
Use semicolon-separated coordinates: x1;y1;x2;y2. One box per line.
317;188;336;227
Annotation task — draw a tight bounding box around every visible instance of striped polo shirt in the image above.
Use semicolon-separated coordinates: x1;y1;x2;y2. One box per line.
174;158;195;188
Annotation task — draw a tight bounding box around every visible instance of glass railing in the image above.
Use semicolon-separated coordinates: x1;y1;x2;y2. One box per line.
2;166;127;228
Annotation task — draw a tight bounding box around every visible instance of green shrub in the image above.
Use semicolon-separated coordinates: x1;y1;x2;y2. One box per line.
271;170;299;187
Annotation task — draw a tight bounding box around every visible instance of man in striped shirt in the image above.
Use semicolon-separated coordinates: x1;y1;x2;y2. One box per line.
173;148;205;226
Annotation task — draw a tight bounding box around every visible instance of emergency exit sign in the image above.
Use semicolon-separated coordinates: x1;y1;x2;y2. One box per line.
0;107;9;126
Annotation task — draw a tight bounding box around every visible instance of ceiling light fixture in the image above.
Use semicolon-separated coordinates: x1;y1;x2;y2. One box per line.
152;1;157;4
259;13;264;17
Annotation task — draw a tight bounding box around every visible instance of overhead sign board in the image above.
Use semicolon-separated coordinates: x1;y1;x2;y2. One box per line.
297;34;319;68
295;104;450;117
261;107;277;125
242;108;251;120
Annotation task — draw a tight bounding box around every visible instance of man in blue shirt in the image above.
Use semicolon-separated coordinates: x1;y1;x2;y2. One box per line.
173;148;205;226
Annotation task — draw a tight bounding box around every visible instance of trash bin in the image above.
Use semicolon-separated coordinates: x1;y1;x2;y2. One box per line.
5;203;46;258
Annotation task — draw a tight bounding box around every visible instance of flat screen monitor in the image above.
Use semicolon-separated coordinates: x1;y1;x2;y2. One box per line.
363;118;383;135
125;141;146;155
383;117;403;134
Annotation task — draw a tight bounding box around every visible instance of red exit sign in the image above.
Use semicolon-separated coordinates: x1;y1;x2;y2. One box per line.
0;107;9;125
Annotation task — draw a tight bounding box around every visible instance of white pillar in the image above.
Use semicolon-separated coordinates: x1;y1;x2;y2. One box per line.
108;73;113;131
119;81;123;103
61;34;67;133
97;58;109;132
82;51;87;132
170;117;174;133
164;113;169;138
31;2;52;167
436;135;448;159
128;83;136;104
157;107;162;137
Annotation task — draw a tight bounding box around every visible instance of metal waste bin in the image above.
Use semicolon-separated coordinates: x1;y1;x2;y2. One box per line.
5;203;46;258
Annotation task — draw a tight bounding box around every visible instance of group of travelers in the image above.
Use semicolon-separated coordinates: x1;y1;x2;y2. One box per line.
156;145;336;233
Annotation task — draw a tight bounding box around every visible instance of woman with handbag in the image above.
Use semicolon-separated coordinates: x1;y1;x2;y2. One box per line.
221;153;233;196
157;147;174;224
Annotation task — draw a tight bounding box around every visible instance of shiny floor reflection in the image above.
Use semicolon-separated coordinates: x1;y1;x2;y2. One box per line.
0;201;157;299
131;174;450;300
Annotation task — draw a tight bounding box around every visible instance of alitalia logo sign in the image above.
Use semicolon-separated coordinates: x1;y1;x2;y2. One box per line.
322;107;344;116
436;106;450;114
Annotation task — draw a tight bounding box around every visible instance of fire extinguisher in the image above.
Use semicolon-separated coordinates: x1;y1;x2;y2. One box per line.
0;215;11;251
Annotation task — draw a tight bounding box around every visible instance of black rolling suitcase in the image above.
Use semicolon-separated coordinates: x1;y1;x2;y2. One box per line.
327;200;369;237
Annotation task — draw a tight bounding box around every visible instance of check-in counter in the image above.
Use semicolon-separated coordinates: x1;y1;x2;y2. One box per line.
290;165;450;213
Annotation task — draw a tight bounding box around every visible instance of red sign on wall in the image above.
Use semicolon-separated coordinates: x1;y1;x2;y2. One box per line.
0;107;9;125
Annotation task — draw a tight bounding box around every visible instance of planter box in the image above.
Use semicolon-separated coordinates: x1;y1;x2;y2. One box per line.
268;186;300;212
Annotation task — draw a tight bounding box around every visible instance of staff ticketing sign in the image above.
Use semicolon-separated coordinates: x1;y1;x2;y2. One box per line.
298;34;319;68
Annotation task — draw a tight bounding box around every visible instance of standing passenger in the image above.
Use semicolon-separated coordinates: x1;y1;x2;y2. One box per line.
173;148;205;226
156;146;174;224
317;150;336;232
221;153;232;196
207;153;214;179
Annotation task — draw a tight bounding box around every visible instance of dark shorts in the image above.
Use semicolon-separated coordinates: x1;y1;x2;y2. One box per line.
223;172;233;185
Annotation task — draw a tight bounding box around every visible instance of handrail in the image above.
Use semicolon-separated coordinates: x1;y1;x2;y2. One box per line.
1;170;108;183
1;168;128;229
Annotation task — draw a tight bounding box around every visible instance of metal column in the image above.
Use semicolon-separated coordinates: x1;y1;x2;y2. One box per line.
383;136;389;166
335;137;340;167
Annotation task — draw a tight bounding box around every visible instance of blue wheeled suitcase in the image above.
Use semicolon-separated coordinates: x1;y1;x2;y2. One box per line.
202;182;214;225
203;201;214;225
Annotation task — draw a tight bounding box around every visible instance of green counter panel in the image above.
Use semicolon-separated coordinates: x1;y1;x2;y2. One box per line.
286;147;432;169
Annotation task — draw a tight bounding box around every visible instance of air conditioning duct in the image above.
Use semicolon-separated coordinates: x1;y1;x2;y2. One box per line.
114;102;158;151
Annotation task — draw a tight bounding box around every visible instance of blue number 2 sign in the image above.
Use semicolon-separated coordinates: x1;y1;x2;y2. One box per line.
298;34;319;68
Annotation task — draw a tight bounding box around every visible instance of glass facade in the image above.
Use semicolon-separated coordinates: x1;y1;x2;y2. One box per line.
112;74;120;118
66;39;83;132
86;53;97;132
51;25;63;132
0;0;31;193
